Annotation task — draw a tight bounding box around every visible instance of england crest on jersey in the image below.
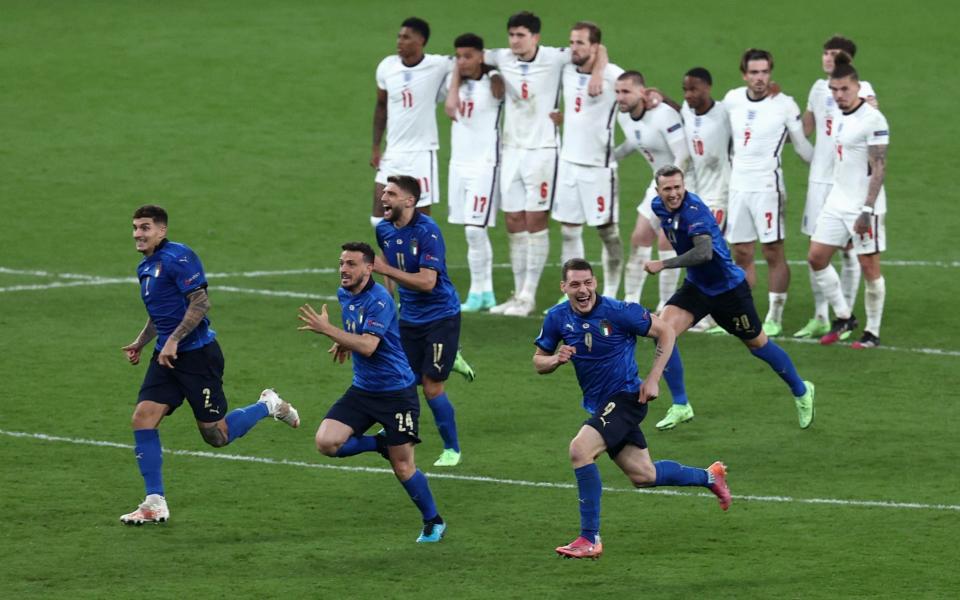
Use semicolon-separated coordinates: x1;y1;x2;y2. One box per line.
403;71;412;83
747;110;757;121
520;63;529;75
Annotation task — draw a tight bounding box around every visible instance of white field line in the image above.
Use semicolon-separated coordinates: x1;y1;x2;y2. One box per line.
2;429;957;512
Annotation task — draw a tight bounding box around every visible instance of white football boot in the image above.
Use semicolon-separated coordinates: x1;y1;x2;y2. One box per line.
120;494;169;525
258;389;300;428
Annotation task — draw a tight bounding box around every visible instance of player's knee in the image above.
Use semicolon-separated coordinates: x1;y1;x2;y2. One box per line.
199;426;228;448
629;464;657;488
568;440;591;465
314;434;340;457
391;457;416;480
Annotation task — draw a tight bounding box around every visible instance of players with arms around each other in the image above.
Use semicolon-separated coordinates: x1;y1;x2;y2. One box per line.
121;205;300;525
808;53;889;349
299;242;446;543
796;35;878;340
371;17;451;225
534;258;731;560
443;33;505;312
374;175;470;467
643;167;816;431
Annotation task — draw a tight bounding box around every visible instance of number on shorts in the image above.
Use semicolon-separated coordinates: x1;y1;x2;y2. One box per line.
473;195;488;213
732;314;751;331
601;402;616;417
713;209;724;225
693;138;705;156
858;225;874;241
765;211;773;229
395;411;414;433
418;177;430;193
521;81;529;99
596;196;605;213
574;96;582;112
401;89;413;108
540;181;549;199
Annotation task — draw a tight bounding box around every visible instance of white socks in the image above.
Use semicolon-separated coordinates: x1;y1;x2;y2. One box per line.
560;225;585;265
812;265;851;319
657;249;679;308
808;264;829;322
864;276;885;336
766;292;788;324
507;231;529;296
520;229;549;302
465;226;493;295
623;246;652;303
598;225;623;298
841;250;862;309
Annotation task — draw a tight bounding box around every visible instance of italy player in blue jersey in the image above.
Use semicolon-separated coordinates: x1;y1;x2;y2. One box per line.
643;166;816;430
299;242;446;543
372;175;473;467
534;258;731;559
120;205;300;526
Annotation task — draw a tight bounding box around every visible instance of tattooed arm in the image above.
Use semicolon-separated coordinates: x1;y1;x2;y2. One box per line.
121;318;157;365
645;235;712;274
157;288;210;368
856;144;887;234
638;314;676;403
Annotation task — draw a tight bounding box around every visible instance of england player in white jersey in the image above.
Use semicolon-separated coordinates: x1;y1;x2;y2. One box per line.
795;36;878;339
551;22;624;299
482;11;606;317
613;71;689;309
371;18;452;225
724;48;813;337
808;55;888;349
443;33;505;313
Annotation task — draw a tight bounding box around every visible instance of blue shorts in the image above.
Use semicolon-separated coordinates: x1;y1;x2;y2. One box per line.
584;390;649;459
400;313;461;382
137;340;228;423
667;280;762;340
325;385;421;446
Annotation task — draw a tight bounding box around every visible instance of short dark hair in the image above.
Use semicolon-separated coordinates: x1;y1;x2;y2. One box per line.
454;33;484;51
824;35;857;58
133;204;168;225
830;51;859;81
740;48;774;73
387;175;421;200
617;70;645;86
655;165;685;185
401;17;430;44
685;67;712;86
341;242;375;264
562;258;593;281
507;11;541;34
571;21;601;44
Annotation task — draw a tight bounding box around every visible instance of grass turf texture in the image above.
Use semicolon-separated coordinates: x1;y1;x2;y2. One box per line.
1;1;957;598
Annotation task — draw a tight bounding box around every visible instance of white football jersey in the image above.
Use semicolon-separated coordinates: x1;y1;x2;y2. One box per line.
724;88;804;192
485;46;568;150
559;62;624;167
808;78;877;183
681;100;731;202
827;101;889;214
376;54;452;153
449;72;503;165
615;103;687;176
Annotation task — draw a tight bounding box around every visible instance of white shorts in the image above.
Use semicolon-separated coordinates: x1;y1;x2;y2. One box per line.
802;181;832;236
375;150;439;207
811;208;886;255
499;146;558;213
552;160;618;226
701;196;729;233
634;180;661;231
725;189;785;244
447;161;499;227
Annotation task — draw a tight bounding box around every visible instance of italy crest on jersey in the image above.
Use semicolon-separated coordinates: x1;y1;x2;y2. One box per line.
599;319;612;337
410;238;419;256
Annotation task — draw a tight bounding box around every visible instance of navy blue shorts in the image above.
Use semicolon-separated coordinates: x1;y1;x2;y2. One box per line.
400;313;461;383
667;280;763;340
584;390;649;459
137;340;228;423
325;385;421;446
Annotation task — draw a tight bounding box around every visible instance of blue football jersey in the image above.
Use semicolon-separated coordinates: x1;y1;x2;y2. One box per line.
137;240;215;352
534;296;652;415
376;213;460;324
652;192;746;296
338;279;416;392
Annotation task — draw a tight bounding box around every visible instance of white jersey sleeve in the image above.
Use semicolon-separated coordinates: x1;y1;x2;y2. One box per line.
450;72;503;166
487;46;567;150
559;62;623;167
682;100;731;203
377;54;452;154
828;102;889;214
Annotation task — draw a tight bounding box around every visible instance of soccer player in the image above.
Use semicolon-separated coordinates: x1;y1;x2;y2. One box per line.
681;67;731;333
120;205;300;525
643;167;816;430
484;11;605;317
796;36;878;339
374;176;467;466
808;53;888;349
724;49;813;337
371;17;452;225
534;258;731;559
299;242;446;543
443;33;504;312
614;71;689;310
551;21;624;299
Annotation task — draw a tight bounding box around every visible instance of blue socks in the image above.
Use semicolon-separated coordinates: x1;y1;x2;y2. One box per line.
426;392;460;452
750;340;807;397
335;435;379;457
133;429;164;496
663;345;689;406
575;463;602;543
400;469;438;521
225;401;269;443
654;460;709;487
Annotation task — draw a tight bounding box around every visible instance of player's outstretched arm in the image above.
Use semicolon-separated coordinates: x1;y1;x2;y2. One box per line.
533;345;575;374
856;144;887;234
646;235;712;274
298;303;381;357
372;254;438;292
639;315;676;403
121;317;156;365
158;288;210;368
371;88;388;168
